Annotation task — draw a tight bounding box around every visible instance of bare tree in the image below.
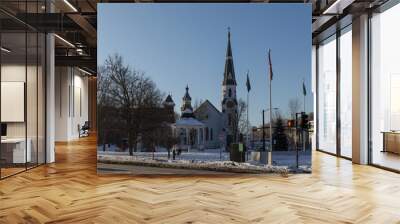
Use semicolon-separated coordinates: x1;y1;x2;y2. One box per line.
193;98;203;110
99;54;165;155
233;98;249;142
288;98;302;120
154;124;179;159
97;65;111;150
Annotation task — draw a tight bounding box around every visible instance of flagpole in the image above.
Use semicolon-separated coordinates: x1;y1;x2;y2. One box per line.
303;79;306;113
268;50;273;166
268;69;272;166
303;91;306;152
246;71;250;156
247;87;249;150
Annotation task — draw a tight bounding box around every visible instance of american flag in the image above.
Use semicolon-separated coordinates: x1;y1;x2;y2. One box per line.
302;80;307;96
268;49;273;81
246;71;251;92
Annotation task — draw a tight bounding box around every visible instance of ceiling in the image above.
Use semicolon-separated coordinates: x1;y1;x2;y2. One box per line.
0;0;391;74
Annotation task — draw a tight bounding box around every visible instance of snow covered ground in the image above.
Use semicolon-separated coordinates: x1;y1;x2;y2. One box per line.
97;154;310;174
98;148;230;162
98;146;311;168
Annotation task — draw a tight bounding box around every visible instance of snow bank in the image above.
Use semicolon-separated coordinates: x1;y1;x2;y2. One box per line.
97;154;311;174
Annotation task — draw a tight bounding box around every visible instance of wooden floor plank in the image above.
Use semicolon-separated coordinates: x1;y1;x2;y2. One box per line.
0;135;399;223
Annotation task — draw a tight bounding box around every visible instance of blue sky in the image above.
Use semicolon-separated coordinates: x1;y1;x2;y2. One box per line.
98;4;312;126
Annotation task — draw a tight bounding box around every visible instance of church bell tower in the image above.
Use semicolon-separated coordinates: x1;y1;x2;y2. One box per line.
221;28;238;146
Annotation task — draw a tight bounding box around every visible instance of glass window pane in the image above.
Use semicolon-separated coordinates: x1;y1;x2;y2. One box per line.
1;31;27;177
340;27;352;158
317;35;337;154
27;31;38;169
0;1;46;179
371;3;400;171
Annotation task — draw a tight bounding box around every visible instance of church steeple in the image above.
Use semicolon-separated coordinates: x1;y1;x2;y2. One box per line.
223;27;236;86
163;94;175;108
221;27;238;145
181;85;194;118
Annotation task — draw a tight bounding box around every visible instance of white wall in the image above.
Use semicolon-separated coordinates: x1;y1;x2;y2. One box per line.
55;67;89;141
71;72;89;138
55;66;69;141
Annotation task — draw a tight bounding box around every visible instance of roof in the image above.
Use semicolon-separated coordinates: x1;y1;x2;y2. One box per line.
164;94;174;103
181;108;195;118
194;100;222;115
174;117;205;127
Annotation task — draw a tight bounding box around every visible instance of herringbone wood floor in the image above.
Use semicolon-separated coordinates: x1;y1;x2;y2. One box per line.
1;135;400;224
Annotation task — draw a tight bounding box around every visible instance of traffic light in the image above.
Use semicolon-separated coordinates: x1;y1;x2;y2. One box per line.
287;119;295;128
301;113;309;129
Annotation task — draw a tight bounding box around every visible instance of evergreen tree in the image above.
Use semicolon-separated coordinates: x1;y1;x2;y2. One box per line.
273;115;288;151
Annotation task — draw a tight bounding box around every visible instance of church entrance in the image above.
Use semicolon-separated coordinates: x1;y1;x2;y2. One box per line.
189;129;196;146
226;135;233;151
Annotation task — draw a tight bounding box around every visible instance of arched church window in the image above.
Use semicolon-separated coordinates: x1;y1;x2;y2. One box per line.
228;114;232;126
228;89;232;97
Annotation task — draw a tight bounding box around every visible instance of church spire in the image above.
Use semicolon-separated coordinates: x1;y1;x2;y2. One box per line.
181;85;194;118
223;27;236;86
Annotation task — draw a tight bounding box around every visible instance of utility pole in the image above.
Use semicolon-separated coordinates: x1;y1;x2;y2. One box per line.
295;112;306;169
262;110;265;152
295;112;300;169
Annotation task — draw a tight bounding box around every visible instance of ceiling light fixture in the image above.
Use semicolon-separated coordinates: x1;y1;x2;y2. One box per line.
76;48;85;56
63;0;78;12
322;0;354;15
323;0;341;14
78;67;93;76
1;47;11;53
54;34;75;48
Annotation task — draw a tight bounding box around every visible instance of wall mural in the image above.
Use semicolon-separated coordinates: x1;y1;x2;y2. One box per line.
97;3;312;174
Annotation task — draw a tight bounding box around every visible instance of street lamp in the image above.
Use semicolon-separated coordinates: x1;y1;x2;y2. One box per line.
265;107;279;120
261;108;279;166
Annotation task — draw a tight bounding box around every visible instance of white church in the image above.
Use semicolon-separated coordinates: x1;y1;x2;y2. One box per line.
164;29;239;151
